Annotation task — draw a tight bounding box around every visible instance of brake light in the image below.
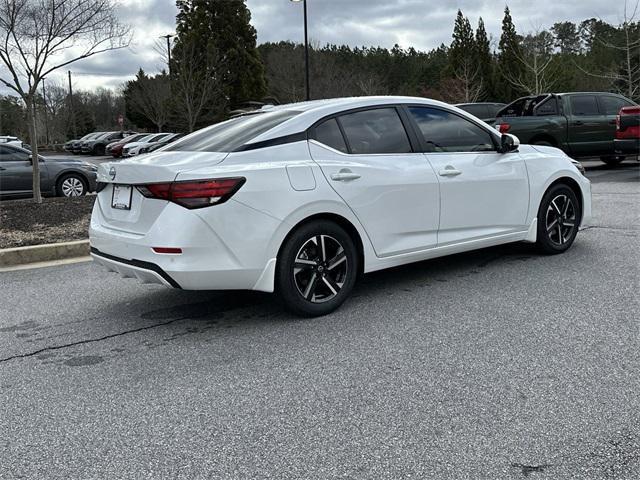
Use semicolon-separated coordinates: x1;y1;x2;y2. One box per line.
137;178;245;209
497;123;511;133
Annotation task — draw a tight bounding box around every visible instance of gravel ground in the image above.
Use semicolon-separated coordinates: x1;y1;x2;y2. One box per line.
0;164;638;479
0;196;94;248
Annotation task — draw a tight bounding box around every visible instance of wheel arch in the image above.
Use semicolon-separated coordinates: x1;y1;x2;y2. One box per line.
55;169;90;194
530;134;559;147
276;212;366;277
542;176;584;225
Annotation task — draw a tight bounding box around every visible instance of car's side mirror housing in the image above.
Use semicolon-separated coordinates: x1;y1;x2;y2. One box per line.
499;133;520;153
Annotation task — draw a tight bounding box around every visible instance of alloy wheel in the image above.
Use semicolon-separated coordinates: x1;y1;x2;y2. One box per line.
61;177;84;197
545;194;576;246
293;235;348;303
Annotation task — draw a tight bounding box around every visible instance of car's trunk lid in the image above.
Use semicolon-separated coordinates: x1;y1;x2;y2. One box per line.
95;151;229;234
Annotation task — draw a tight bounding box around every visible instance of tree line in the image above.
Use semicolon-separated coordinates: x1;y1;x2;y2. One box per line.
2;2;638;144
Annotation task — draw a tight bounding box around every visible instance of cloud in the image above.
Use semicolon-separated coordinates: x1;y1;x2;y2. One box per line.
0;0;627;95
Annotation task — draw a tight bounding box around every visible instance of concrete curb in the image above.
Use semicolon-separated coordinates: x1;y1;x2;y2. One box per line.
0;240;90;268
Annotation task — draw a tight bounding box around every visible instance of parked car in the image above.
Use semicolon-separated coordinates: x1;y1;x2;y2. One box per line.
139;133;184;154
0;144;97;199
0;136;25;148
122;133;174;157
81;131;136;155
494;92;636;165
614;105;640;156
106;133;150;157
455;102;505;125
65;132;105;154
90;96;591;316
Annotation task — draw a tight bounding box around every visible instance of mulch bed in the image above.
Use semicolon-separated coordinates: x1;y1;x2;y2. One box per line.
0;195;95;249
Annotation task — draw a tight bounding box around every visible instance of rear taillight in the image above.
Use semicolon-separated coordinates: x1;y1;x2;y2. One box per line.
137;177;245;209
497;123;511;133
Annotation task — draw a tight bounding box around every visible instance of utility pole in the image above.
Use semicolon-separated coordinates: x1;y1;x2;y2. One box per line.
290;0;310;101
42;78;49;145
160;34;174;75
68;71;77;138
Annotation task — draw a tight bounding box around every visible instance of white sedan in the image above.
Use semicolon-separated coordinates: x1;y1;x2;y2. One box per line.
90;96;591;316
122;133;174;157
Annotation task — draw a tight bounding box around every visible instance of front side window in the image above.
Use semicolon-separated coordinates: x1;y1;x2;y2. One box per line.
337;108;412;154
0;145;29;161
408;107;496;153
165;110;302;153
313;118;348;153
570;95;600;116
600;96;633;115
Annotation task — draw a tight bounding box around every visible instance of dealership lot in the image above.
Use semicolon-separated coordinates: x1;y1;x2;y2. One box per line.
1;164;638;478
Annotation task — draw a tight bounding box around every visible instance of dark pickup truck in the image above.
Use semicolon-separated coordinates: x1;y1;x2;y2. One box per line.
615;106;640;155
495;92;637;165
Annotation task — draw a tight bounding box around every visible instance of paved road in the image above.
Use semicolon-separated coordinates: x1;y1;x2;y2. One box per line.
1;165;638;479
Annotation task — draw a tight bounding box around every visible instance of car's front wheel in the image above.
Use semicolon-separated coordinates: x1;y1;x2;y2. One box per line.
57;174;87;197
536;184;581;254
276;220;358;317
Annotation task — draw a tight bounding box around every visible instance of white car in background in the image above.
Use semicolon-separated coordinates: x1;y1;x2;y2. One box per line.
0;136;25;148
122;133;174;157
91;96;592;316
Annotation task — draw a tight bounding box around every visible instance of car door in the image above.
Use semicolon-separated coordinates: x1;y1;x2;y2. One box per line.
566;94;609;155
308;107;440;257
405;106;529;246
0;145;34;195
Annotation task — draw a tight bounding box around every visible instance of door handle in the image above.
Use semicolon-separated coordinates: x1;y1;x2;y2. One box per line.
0;167;5;171
330;169;361;181
573;120;584;126
438;166;462;177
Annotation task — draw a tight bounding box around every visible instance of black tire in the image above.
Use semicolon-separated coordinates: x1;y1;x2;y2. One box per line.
276;220;358;317
56;173;87;197
536;184;581;254
600;155;624;166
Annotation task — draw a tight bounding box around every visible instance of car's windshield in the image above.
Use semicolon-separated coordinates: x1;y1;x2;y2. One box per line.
164;110;302;153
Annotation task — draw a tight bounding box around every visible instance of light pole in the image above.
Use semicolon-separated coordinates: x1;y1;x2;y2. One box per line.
160;34;174;76
42;77;49;145
290;0;310;101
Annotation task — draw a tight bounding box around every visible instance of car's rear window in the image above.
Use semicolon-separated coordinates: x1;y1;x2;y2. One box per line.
165;110;302;153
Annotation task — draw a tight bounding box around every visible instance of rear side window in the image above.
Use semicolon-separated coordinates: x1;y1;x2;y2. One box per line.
337;108;412;154
314;118;348;153
408;107;496;153
165;110;301;153
570;96;600;115
600;96;633;115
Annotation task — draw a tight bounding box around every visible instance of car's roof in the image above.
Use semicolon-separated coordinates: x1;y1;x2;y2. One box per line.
455;102;506;106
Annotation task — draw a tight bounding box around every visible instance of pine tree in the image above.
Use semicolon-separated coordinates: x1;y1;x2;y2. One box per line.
497;6;526;101
173;0;266;111
474;17;494;99
448;10;482;102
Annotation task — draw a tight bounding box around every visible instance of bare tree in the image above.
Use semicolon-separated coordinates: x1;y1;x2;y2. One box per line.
503;28;559;95
576;1;640;100
171;38;226;132
0;0;129;202
126;72;172;132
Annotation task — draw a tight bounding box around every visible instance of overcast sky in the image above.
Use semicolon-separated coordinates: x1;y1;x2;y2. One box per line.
0;0;625;96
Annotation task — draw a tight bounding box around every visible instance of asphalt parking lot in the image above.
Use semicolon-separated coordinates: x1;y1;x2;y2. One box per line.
1;163;638;479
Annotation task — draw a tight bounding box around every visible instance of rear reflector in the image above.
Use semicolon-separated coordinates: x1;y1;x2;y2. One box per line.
137;177;245;209
497;123;511;133
152;247;182;254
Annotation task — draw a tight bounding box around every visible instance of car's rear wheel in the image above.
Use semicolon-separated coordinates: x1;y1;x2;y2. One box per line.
57;174;87;197
93;144;106;156
536;184;581;254
601;155;624;166
276;220;358;317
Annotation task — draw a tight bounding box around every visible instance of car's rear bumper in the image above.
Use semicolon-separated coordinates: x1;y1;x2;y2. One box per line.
89;194;281;292
614;139;640;155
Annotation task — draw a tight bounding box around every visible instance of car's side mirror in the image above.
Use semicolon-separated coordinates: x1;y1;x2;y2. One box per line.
499;133;520;153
